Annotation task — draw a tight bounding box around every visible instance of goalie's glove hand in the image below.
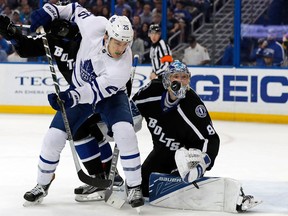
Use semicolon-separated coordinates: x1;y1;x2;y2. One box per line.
48;90;80;111
175;147;211;183
0;15;19;40
30;8;51;32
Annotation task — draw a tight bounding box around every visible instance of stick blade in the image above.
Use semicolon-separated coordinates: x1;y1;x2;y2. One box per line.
78;170;112;188
105;192;126;209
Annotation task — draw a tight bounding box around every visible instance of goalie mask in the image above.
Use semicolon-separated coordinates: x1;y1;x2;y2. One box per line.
163;60;191;99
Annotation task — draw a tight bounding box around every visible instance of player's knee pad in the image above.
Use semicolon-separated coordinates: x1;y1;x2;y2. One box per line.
112;121;138;153
112;122;141;186
41;127;67;160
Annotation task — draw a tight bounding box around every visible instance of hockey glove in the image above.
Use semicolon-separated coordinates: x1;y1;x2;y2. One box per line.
175;147;211;183
48;90;80;111
130;100;143;133
0;15;21;40
30;8;52;32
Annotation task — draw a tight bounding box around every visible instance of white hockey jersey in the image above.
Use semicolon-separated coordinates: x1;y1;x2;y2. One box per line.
43;3;132;105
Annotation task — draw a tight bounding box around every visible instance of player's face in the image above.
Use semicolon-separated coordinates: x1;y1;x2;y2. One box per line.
149;32;161;44
170;72;190;86
108;38;129;58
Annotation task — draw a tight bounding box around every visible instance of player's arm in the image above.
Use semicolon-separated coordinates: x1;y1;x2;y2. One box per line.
30;2;106;40
174;94;220;183
0;15;46;57
132;79;163;113
184;93;220;167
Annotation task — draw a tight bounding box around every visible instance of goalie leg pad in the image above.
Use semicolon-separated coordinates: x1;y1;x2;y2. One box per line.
149;173;245;213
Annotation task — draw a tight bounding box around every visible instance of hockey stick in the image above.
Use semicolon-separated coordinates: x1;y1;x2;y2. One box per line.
15;24;31;29
104;54;140;208
130;54;139;85
38;27;111;188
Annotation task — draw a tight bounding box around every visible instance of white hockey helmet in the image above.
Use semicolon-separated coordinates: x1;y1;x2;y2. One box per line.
106;15;133;43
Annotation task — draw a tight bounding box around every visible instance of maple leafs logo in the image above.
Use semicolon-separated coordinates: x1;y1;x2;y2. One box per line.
80;59;96;82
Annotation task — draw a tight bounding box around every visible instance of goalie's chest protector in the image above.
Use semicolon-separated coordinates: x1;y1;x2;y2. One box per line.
140;96;192;152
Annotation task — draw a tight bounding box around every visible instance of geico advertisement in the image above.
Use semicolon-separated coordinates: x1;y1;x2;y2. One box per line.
189;67;288;115
0;64;287;115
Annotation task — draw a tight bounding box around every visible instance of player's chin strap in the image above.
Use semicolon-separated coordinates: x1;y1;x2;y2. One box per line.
105;54;140;209
36;26;111;188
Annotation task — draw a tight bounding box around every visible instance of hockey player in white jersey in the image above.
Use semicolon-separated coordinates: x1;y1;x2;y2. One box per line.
28;2;144;209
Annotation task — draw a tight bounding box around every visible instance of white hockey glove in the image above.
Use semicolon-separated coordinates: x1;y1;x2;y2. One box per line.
130;100;143;133
175;147;211;183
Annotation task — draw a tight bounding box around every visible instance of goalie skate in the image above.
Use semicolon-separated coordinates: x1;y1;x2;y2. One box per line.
236;187;262;212
23;174;55;207
237;194;262;212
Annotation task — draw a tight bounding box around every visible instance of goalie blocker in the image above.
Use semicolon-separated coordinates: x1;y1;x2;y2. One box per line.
149;173;262;213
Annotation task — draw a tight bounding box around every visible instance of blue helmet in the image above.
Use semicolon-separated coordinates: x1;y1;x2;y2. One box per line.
162;60;191;99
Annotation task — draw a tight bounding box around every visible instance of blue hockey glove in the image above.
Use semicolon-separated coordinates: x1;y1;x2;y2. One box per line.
30;8;52;32
48;90;80;111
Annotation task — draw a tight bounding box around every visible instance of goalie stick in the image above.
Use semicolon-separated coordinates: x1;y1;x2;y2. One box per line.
38;27;111;188
105;54;140;209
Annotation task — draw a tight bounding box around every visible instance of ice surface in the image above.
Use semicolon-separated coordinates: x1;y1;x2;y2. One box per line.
0;114;287;216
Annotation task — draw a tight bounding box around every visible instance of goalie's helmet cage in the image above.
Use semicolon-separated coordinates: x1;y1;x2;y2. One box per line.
163;60;191;99
106;15;133;43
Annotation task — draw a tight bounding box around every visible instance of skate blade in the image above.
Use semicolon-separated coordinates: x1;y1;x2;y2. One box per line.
113;185;124;192
75;191;105;202
105;193;125;209
23;197;44;207
243;199;263;211
135;206;141;214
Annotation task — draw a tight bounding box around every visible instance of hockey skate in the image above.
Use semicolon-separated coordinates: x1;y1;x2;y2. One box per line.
74;183;106;202
74;172;124;202
23;174;55;207
126;184;145;213
236;188;262;212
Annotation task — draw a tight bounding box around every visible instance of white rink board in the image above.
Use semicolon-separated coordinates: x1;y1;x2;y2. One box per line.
0;63;287;116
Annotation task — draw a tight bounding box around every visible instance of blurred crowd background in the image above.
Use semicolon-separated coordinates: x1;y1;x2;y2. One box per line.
1;0;288;67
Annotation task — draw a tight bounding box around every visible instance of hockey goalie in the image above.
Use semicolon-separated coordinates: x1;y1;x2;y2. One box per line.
130;60;262;213
148;147;262;213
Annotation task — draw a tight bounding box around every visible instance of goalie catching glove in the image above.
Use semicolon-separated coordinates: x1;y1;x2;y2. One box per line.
48;89;80;111
175;147;211;183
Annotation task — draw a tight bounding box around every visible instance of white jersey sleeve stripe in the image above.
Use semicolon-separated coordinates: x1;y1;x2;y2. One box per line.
91;80;104;105
70;3;77;21
177;106;208;153
134;96;162;105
